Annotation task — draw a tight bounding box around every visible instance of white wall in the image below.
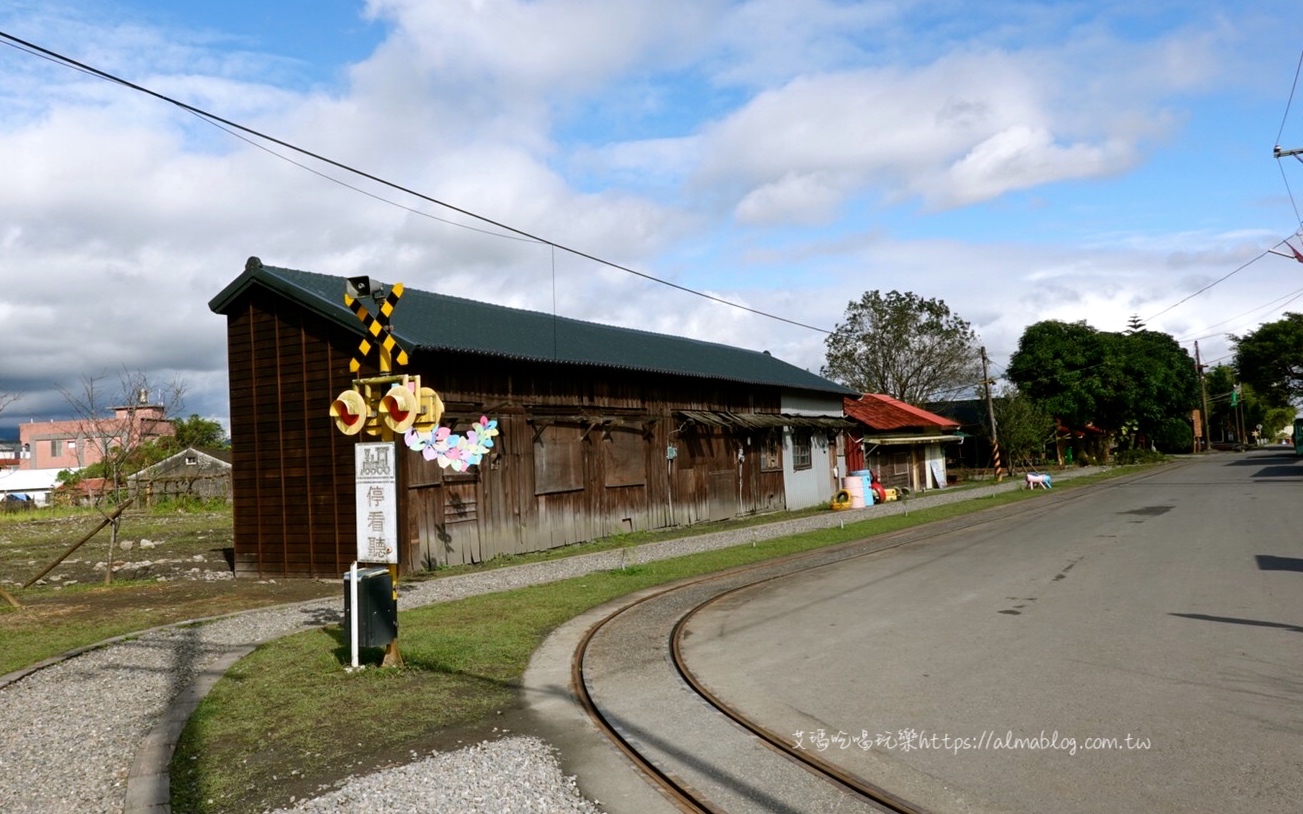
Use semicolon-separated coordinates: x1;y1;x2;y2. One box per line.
923;444;948;489
779;392;846;510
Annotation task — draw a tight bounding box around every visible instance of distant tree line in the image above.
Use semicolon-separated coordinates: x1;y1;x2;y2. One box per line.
823;291;1303;465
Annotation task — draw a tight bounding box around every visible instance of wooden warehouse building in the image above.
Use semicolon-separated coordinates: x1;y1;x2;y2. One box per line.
209;259;855;579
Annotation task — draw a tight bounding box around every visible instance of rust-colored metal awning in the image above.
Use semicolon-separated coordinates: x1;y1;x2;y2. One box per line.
678;410;854;430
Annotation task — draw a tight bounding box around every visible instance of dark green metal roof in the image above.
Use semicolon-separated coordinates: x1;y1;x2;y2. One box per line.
210;259;855;396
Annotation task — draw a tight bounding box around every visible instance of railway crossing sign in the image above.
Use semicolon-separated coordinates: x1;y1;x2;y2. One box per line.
345;278;408;373
329;277;442;441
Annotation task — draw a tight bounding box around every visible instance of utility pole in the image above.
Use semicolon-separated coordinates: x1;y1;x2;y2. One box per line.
981;347;1004;482
1234;384;1247;444
1194;341;1211;452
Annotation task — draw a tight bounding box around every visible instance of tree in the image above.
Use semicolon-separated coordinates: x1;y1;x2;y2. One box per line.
821;290;982;403
991;385;1055;469
0;383;18;417
1202;364;1282;445
1007;321;1199;457
1203;364;1241;443
1004;320;1106;429
59;370;185;502
59;369;185;584
1232;313;1303;406
172;414;229;449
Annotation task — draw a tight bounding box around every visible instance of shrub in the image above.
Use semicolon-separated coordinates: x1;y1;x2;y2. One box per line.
1113;448;1166;465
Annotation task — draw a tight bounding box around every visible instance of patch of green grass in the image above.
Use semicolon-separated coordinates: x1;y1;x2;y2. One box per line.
0;584;174;673
172;470;1149;814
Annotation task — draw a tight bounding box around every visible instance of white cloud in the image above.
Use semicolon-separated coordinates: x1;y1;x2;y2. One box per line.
943;126;1134;206
735;171;845;225
364;0;713;96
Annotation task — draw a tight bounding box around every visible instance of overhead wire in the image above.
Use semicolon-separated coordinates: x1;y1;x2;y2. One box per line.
1139;48;1303;330
1275;44;1303;151
917;50;1303;406
1277;45;1303;227
1142;244;1280;324
1176;287;1303;345
10;28;1298;373
0;30;833;335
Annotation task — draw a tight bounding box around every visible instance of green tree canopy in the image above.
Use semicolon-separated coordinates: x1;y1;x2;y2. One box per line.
1006;320;1199;452
1232;312;1303;406
1004;320;1105;427
821;290;981;403
172;414;229;449
992;385;1055;468
1203;364;1284;444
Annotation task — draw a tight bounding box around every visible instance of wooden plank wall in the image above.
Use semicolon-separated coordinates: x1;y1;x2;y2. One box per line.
228;291;359;578
226;291;795;577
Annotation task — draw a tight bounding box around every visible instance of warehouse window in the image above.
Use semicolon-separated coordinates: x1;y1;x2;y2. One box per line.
761;432;782;471
534;423;584;495
791;431;812;470
603;427;646;487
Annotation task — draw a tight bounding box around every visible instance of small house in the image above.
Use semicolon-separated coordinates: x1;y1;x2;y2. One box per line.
129;447;233;506
843;394;964;492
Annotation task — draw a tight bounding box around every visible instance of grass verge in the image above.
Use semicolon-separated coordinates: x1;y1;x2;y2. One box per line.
172;468;1134;814
0;505;335;677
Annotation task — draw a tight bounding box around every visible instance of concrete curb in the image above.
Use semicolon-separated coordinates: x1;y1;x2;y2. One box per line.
124;644;259;813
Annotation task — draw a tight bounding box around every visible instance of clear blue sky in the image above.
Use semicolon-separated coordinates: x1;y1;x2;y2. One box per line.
1;0;1301;438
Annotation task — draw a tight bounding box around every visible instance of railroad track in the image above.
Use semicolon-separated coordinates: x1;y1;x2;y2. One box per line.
570;470;1161;813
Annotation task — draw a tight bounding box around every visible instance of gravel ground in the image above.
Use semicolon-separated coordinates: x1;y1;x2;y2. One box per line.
0;471;1096;814
265;737;603;814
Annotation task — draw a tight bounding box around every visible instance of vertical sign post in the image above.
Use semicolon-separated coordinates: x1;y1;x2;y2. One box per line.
328;278;408;668
354;441;402;665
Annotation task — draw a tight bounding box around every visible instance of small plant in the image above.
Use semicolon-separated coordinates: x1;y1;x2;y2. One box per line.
1113;448;1165;465
149;495;230;514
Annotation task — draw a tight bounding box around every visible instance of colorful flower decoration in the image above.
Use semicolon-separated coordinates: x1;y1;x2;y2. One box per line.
405;415;499;471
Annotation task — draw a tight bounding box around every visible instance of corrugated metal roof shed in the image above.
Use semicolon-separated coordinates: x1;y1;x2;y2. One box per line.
210;260;856;396
843;393;961;432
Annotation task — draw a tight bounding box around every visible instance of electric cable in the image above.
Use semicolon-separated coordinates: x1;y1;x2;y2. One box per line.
1274;45;1303;148
1143;246;1274;323
1176;287;1303;344
0;30;832;335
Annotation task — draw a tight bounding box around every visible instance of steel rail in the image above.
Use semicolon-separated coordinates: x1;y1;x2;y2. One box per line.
571;471;1154;811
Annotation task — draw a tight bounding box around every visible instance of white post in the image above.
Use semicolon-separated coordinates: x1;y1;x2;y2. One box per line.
349;561;360;669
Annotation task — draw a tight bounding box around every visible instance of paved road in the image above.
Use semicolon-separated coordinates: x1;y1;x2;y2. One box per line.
680;451;1303;813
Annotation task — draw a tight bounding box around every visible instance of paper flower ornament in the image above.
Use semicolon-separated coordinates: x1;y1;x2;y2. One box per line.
405;415;499;471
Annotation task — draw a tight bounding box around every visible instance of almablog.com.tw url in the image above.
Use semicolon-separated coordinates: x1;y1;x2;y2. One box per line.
792;729;1151;757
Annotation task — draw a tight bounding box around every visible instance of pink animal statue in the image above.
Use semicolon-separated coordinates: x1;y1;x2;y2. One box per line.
1024;472;1053;490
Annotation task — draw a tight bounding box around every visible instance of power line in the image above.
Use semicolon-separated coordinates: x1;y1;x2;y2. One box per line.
0;30;833;335
1143;245;1275;323
1175;287;1303;344
1275;45;1303;148
1275;47;1303;226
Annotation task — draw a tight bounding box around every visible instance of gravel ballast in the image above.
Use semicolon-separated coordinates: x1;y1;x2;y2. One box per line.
0;472;1094;814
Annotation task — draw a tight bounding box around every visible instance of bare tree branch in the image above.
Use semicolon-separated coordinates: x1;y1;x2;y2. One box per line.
58;368;186;505
0;387;20;416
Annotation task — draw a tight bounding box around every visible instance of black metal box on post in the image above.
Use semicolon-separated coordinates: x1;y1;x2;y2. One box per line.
342;566;397;647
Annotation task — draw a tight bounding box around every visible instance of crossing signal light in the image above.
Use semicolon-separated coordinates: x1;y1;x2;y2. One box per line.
330;390;369;436
414;387;444;432
379;384;419;433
